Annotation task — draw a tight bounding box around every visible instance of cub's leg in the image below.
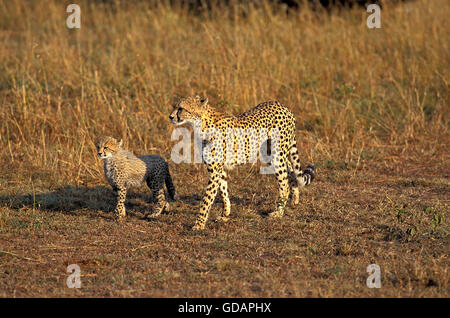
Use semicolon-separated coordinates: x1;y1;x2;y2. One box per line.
165;166;178;202
268;155;290;218
114;186;127;220
145;177;169;218
150;187;168;217
193;165;222;230
216;170;231;222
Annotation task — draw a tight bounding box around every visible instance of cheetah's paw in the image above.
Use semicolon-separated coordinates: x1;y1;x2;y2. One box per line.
267;210;283;218
192;223;205;230
215;216;230;223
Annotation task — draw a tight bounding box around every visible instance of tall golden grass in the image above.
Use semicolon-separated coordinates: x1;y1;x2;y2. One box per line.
0;0;448;186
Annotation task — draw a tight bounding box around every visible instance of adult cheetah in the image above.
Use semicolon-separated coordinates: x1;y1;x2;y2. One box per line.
96;136;176;219
169;96;315;230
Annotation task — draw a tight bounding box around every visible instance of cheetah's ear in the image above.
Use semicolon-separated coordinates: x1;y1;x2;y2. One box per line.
118;139;123;147
200;97;209;108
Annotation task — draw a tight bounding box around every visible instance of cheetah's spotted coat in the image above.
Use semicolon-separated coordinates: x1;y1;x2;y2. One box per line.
169;96;315;230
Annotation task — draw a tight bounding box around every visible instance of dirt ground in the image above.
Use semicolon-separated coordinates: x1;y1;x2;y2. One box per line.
0;156;448;297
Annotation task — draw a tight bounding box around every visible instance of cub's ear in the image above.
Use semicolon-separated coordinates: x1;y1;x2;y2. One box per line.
118;139;123;147
200;97;209;107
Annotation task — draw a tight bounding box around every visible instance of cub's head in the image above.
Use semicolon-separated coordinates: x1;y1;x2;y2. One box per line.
169;95;209;126
96;136;122;159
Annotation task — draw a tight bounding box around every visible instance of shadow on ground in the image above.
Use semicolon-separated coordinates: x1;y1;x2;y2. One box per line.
0;186;269;219
0;186;254;219
0;186;153;219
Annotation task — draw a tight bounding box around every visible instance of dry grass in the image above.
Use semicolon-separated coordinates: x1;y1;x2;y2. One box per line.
0;0;448;297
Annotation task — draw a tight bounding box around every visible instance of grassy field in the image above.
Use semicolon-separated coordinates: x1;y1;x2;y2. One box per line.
0;0;448;297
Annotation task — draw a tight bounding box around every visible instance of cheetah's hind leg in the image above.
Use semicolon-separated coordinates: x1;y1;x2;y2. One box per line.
267;156;290;219
287;138;316;206
287;160;299;207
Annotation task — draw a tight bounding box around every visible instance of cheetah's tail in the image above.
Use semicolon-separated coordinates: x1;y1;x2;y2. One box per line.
289;136;315;187
165;167;177;201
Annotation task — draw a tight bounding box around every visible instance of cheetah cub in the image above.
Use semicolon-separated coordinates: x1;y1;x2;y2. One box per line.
96;136;177;220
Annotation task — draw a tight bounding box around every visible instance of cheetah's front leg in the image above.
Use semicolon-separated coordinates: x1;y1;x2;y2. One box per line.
193;167;221;230
114;186;127;220
216;170;231;222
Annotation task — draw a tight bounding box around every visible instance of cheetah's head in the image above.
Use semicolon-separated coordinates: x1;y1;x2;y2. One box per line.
96;136;123;159
169;95;209;126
